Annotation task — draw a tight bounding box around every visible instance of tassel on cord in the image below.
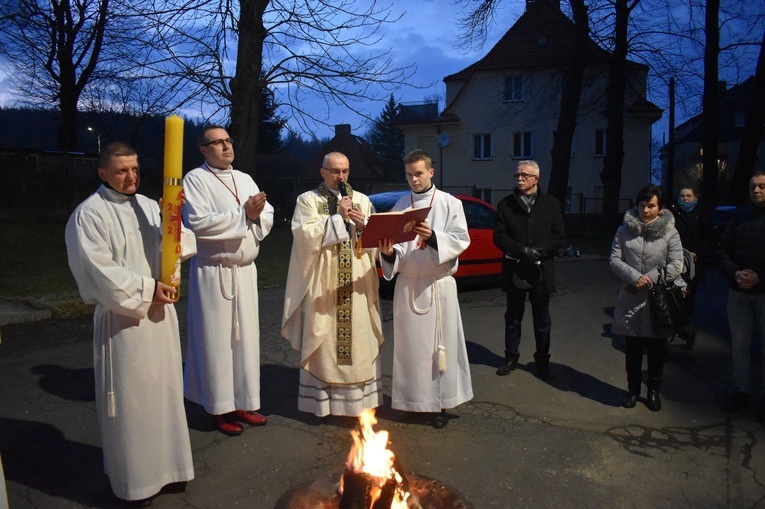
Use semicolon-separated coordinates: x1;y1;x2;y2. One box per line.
233;314;240;341
434;282;445;374
107;392;116;418
411;276;445;373
106;314;117;418
355;235;362;259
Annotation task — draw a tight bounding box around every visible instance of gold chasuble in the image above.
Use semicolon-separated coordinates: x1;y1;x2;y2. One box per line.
281;183;384;386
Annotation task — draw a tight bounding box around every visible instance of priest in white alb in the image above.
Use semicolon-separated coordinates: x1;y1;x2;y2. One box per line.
65;142;195;506
379;149;474;429
281;151;384;417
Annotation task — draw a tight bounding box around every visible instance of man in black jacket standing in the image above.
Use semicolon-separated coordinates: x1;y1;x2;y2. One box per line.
493;160;565;379
717;172;765;417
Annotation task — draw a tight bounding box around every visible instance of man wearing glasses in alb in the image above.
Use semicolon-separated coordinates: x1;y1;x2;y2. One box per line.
182;125;274;437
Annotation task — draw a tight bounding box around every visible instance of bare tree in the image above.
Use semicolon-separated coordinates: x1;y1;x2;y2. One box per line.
700;0;721;209
599;0;640;222
0;0;180;152
0;0;110;151
636;0;763;205
547;0;590;213
729;29;765;205
455;0;503;51
455;0;592;212
140;0;416;174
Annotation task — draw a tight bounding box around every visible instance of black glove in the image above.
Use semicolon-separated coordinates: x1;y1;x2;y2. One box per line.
520;247;543;263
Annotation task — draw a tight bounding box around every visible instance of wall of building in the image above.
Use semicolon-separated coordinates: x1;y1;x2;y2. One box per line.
402;66;654;210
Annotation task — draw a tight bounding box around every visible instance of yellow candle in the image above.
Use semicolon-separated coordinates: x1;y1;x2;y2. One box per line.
161;115;184;300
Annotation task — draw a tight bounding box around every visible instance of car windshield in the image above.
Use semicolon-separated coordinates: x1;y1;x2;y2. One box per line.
369;190;408;213
462;200;496;229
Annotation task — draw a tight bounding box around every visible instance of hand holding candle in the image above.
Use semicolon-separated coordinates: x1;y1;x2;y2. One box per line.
161;115;184;301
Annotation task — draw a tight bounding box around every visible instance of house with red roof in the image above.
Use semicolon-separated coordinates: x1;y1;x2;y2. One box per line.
397;0;662;212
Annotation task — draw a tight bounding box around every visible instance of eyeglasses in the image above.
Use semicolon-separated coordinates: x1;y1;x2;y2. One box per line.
321;167;350;176
514;173;538;180
202;137;234;147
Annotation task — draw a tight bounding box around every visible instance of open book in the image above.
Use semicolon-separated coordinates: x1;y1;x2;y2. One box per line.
360;207;431;246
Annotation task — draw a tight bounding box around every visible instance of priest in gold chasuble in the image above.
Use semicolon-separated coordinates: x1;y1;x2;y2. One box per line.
281;152;385;417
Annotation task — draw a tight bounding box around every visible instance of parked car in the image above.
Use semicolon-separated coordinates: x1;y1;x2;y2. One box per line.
368;190;503;280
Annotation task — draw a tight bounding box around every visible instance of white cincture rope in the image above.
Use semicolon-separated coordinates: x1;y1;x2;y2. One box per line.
106;311;116;418
218;264;240;341
410;277;446;373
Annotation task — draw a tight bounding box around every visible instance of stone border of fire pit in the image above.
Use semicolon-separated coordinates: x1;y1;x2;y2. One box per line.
274;472;473;509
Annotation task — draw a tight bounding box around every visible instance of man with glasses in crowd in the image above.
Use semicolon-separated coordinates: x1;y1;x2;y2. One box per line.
493;160;565;380
182;125;275;436
281;151;384;418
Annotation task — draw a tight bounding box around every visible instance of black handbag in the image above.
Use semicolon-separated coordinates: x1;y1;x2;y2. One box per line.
649;268;690;338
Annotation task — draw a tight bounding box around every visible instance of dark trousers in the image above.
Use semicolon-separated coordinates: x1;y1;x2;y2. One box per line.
503;286;551;362
625;336;666;394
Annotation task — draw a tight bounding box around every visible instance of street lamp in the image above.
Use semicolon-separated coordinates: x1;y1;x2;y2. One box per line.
87;127;101;154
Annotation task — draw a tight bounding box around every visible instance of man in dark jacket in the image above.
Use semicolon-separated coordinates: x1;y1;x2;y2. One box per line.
493;160;565;379
717;172;765;417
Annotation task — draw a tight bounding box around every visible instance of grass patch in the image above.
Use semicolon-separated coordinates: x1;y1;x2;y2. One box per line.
256;224;293;287
0;219;294;318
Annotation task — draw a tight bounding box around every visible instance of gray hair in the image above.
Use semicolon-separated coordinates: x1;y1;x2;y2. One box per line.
517;160;539;175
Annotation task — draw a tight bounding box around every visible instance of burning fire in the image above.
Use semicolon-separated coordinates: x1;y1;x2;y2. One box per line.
340;409;410;508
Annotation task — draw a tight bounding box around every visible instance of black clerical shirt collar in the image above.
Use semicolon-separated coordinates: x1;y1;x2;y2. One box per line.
102;181;137;197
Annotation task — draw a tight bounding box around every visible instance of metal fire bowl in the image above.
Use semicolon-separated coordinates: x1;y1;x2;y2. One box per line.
274;472;473;509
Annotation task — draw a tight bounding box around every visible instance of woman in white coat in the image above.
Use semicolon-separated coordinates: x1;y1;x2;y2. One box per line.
609;185;684;412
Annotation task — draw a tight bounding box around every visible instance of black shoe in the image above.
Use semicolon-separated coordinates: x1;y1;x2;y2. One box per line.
723;391;750;413
161;481;187;494
686;327;696;350
430;412;448;429
496;360;518;376
623;393;639;408
536;364;554;381
117;497;153;508
646;390;662;412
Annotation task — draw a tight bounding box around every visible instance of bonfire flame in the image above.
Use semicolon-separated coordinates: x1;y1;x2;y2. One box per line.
340;409;410;508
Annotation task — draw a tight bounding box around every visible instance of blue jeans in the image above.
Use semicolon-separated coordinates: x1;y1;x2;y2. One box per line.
727;290;765;393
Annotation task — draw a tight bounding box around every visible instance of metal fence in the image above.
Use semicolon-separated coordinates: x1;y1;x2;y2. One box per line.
0;151;633;234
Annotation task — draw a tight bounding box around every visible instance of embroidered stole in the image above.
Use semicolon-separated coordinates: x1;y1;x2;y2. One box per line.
317;183;355;366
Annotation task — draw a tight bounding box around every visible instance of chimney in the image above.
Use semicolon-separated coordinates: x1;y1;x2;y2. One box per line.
526;0;561;9
335;124;352;137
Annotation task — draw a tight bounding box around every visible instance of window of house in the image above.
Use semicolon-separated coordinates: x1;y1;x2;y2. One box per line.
595;129;607;157
513;131;533;158
504;75;523;102
734;111;745;127
473;133;492;160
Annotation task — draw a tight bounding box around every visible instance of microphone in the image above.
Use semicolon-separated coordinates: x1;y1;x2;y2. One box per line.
338;182;348;197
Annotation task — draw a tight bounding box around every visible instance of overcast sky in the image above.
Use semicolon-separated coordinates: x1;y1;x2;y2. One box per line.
302;0;525;139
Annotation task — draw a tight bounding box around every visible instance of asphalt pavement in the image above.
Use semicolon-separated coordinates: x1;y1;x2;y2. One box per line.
1;256;764;508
